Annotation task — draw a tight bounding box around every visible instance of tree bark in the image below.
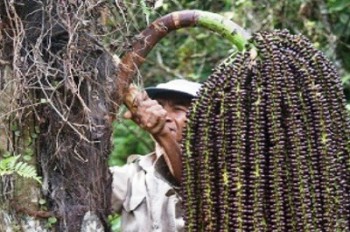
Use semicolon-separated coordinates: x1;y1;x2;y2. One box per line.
0;1;119;231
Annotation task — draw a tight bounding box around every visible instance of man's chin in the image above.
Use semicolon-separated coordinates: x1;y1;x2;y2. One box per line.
170;131;181;142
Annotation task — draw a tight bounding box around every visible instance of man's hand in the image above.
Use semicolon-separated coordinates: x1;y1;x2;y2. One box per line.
123;85;183;183
124;89;168;137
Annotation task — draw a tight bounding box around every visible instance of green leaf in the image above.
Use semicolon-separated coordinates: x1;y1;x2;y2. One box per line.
108;213;122;232
48;217;57;224
328;0;350;13
23;155;32;161
2;155;20;170
0;155;41;184
10;124;18;131
342;74;350;85
39;198;46;205
0;170;13;176
140;0;151;25
3;152;11;158
40;98;48;103
31;133;38;139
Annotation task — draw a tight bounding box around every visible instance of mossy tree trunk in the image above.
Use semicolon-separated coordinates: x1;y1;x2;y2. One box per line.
0;1;120;231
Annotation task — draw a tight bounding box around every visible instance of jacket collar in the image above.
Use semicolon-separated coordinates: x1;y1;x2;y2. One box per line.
138;145;179;188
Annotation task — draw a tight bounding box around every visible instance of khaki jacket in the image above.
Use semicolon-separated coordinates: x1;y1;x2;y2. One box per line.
110;148;184;232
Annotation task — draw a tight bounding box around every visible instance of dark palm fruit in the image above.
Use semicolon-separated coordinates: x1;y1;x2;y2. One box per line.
181;29;350;232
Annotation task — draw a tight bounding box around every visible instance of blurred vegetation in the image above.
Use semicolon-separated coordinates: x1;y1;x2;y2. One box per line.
109;0;350;167
109;108;153;166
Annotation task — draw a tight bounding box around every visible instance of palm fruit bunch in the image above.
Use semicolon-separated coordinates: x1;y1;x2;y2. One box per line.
181;29;350;232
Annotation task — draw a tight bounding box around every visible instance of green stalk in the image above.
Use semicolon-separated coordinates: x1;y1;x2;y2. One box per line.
196;11;249;51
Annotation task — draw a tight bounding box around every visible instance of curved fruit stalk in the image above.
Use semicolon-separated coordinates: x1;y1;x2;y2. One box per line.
117;10;250;111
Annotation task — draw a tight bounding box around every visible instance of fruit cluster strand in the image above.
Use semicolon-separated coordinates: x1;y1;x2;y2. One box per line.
182;29;350;232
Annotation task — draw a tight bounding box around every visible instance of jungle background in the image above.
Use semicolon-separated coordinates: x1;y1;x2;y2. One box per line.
0;0;349;231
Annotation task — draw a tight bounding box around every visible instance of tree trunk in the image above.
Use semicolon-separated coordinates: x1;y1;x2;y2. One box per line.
36;37;116;232
36;35;116;231
0;1;120;231
0;67;49;231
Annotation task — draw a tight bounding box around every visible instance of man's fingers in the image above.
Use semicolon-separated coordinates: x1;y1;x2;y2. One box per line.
137;99;158;109
123;110;132;119
150;119;167;135
133;90;149;106
145;114;161;128
141;90;149;100
144;107;167;131
124;90;167;135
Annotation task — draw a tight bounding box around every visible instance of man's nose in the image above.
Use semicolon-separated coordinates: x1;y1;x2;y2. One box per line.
165;112;174;122
163;107;175;122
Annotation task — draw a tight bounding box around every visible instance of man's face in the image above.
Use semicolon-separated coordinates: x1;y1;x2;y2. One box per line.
155;93;191;143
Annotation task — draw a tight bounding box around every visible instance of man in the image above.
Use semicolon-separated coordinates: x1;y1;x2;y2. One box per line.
110;79;201;232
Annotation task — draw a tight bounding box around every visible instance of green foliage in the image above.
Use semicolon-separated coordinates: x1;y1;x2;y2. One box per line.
0;155;42;184
140;0;152;24
45;216;58;229
108;213;122;232
109;114;153;167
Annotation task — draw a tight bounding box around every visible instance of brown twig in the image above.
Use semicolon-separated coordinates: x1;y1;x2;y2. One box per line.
11;201;55;219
